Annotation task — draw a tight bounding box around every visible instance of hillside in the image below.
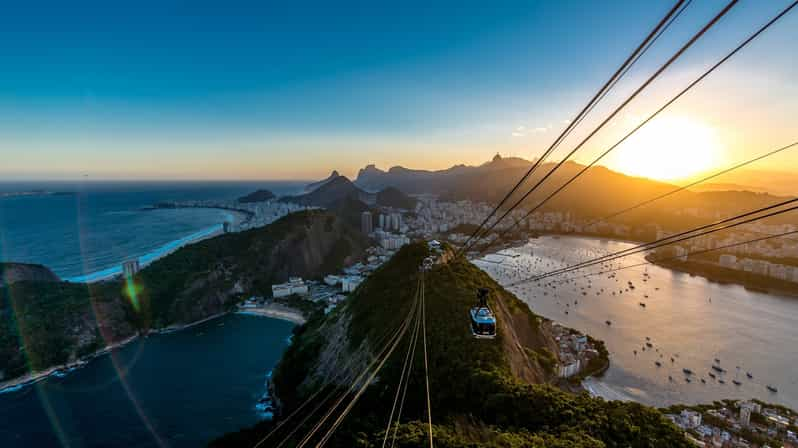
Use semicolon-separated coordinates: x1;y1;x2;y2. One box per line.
304;170;341;193
355;156;796;229
212;243;691;447
281;176;375;207
0;211;367;383
237;189;275;203
376;186;417;210
0;262;60;287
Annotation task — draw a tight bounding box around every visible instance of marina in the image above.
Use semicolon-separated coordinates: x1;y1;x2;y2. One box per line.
478;235;798;409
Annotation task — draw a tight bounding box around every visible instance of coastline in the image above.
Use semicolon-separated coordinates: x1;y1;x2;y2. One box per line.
0;311;233;394
500;232;798;298
236;303;307;325
0;334;139;394
648;256;798;298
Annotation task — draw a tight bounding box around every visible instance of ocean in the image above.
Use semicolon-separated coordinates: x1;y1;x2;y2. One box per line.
0;181;306;279
0;314;295;447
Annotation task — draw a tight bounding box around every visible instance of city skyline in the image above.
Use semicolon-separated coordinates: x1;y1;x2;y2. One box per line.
2;0;797;181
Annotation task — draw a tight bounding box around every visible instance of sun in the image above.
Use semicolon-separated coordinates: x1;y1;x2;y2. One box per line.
608;115;723;182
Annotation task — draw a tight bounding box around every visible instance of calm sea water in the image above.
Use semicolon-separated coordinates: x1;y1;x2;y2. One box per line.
478;236;798;410
0;314;294;447
0;181;305;279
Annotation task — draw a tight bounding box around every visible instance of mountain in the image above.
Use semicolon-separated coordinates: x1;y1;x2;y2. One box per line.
0;263;59;287
282;176;376;207
304;170;341;193
212;243;691;447
690;168;798;197
237;189;275;203
376;186;417;210
0;211;367;383
355;156;797;229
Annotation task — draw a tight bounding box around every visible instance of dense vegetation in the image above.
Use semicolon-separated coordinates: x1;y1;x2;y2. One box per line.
0;210;366;382
0;281;136;380
237;189;275;203
212;243;691;447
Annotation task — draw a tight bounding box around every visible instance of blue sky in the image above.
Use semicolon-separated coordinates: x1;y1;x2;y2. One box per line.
2;0;796;180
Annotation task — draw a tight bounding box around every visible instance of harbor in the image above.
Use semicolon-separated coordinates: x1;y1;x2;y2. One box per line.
478;235;798;410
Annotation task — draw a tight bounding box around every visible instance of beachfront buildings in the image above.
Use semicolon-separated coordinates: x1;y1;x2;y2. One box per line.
122;259;140;278
272;277;309;298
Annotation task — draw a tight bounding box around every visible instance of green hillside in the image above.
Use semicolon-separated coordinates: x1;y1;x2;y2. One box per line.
212;243;690;447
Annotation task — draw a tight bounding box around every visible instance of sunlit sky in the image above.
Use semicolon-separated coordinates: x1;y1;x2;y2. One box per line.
1;0;796;182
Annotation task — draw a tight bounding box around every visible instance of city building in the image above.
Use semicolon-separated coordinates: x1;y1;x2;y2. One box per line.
272;277;309;298
122;259;140;278
342;275;364;293
361;211;373;235
719;254;737;268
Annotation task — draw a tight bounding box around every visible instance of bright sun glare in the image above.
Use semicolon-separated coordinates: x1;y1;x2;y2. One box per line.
610;116;723;182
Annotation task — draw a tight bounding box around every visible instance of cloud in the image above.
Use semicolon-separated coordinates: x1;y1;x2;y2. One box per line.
512;125;548;137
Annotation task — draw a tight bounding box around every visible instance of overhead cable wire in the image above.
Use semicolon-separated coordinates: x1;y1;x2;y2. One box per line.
460;0;740;255
454;0;689;257
471;1;798;256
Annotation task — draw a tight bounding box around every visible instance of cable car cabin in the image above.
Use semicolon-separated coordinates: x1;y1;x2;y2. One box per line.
470;306;496;339
470;288;496;339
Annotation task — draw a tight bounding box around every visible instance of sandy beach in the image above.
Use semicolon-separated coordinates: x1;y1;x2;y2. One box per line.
237;304;306;325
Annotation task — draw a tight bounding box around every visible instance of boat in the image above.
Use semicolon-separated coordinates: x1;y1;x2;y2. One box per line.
711;365;725;373
746;372;753;379
714;358;720;363
683;368;693;375
732;380;742;386
639;302;646;307
708;372;716;379
701;378;706;384
645;342;653;348
718;379;725;384
605;320;612;326
668;376;673;382
470;288;497;339
685;377;691;383
767;385;778;393
655;361;661;367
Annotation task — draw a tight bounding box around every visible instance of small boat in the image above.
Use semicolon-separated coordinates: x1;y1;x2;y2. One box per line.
732;380;742;386
714;358;720;363
708;372;716;379
746;372;753;379
668;376;673;382
701;378;706;384
645;336;650;341
606;320;612;326
767;385;778;393
718;379;725;384
685;377;691;383
711;365;725;373
646;342;653;348
670;357;675;363
655;361;662;367
639;302;646;307
683;368;693;375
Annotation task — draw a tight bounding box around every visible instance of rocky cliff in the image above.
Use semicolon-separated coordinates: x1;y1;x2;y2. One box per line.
0;263;60;287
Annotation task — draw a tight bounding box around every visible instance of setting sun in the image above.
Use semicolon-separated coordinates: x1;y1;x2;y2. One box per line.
608;116;723;182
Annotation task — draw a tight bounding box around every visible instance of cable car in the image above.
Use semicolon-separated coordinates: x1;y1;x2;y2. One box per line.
470;288;496;339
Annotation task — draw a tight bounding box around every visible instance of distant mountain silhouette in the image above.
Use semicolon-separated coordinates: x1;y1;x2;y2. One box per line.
375;186;417;210
237;189;275;203
355;154;796;230
304;170;341;193
282;176;375;208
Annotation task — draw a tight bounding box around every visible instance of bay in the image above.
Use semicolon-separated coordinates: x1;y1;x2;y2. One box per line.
478;235;798;410
0;314;294;448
